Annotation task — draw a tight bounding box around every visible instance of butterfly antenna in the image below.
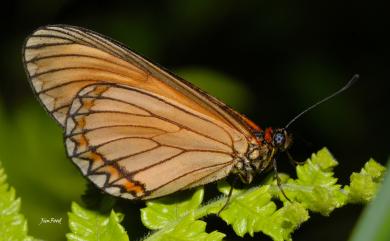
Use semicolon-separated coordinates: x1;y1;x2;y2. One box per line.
284;74;359;129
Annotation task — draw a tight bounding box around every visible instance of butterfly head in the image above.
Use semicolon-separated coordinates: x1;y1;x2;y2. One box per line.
233;127;293;184
259;127;293;171
269;128;292;152
257;127;292;152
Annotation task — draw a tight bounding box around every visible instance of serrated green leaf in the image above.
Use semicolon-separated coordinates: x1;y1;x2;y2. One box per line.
295;148;339;186
364;159;386;180
0;162;33;241
260;202;309;241
218;185;308;240
285;147;347;215
141;188;204;230
309;147;339;170
66;202;128;241
219;185;277;237
344;159;386;203
349;159;390;241
145;213;225;241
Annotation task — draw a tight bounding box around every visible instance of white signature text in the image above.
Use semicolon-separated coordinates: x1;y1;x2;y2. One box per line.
39;217;62;225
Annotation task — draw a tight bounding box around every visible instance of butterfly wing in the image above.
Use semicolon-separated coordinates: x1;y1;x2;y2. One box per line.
22;25;254;143
23;25;260;199
65;83;237;199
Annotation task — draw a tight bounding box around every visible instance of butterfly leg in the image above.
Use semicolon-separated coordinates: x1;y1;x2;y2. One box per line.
217;178;237;215
273;158;291;202
286;151;305;166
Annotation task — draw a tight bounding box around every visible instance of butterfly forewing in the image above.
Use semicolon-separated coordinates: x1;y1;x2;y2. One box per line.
23;25;254;139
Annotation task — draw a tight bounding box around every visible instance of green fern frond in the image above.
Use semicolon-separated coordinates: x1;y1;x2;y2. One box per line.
0;162;33;241
144;213;225;241
66;202;129;241
139;148;386;241
344;158;386;203
141;188;204;230
281;148;347;215
62;148;386;241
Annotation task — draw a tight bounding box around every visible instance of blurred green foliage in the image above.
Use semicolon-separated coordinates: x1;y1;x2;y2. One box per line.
0;162;32;241
0;103;85;240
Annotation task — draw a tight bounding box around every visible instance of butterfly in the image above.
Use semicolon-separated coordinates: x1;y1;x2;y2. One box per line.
24;24;354;200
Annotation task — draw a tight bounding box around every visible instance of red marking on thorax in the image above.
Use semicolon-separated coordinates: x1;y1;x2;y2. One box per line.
264;127;274;144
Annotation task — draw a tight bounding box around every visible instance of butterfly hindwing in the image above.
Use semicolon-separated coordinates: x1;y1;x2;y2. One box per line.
65;83;236;199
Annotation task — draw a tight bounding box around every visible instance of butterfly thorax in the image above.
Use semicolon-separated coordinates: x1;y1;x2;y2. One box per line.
231;127;292;184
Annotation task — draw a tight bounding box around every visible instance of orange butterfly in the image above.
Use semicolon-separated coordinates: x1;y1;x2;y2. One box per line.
22;25;355;200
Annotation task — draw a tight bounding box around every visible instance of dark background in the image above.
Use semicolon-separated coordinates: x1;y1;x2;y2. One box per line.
0;0;388;240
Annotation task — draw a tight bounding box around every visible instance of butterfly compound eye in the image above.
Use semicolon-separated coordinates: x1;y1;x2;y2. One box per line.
273;132;285;147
